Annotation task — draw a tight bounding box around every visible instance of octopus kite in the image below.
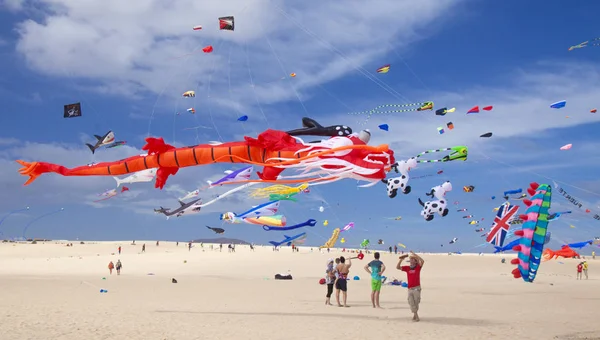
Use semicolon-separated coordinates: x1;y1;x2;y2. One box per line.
16;118;395;190
510;182;552;283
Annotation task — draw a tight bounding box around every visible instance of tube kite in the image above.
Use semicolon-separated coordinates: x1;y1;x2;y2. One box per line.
510;182;552;283
319;228;340;249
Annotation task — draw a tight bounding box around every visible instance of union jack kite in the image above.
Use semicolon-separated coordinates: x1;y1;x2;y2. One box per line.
486;202;520;247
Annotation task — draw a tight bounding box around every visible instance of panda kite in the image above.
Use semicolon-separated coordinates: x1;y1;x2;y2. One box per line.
418;181;452;221
381;157;418;198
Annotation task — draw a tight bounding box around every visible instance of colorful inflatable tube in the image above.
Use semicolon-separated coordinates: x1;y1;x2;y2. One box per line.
510;182;552;283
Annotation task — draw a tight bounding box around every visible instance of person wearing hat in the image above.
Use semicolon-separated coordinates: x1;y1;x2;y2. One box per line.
325;258;336;305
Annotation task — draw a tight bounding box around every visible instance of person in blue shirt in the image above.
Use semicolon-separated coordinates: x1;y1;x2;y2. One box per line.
364;252;386;308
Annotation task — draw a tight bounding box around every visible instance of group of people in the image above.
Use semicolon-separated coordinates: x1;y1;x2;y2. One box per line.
324;251;425;322
576;261;589;280
107;260;123;275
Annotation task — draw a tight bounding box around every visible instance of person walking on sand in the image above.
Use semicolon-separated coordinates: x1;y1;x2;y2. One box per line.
108;261;114;275
394;245;398;254
118;246;121;255
325;258;336;305
577;262;583;280
188;242;192;251
142;243;146;253
593;251;596;260
583;261;589;279
397;251;424;322
365;252;385;308
335;256;352;307
116;259;122;275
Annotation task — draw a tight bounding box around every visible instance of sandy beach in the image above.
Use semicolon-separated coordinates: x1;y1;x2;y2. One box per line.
0;241;598;340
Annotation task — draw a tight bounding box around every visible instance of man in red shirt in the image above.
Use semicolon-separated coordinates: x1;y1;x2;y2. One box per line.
397;251;425;321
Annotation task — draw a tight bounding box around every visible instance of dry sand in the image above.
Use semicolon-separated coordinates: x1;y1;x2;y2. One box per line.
0;241;598;340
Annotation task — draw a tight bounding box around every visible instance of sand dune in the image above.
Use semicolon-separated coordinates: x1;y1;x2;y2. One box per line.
0;241;598;340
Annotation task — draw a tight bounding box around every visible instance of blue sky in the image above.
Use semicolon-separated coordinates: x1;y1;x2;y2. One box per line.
1;0;600;253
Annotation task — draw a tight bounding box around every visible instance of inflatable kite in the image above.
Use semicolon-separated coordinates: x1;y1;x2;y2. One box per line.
17;119;395;190
376;64;390;73
415;146;468;163
417;181;452;221
250;183;308;199
381;157;417;198
435;107;455;116
220;201;283;226
269;232;307;247
568;38;600;51
94;186;129;202
263;219;316;231
348;102;433;116
542;245;579;260
510;182;552;282
360;239;370;248
319;228;340;249
340;222;354;232
550;100;566;109
206;226;225;234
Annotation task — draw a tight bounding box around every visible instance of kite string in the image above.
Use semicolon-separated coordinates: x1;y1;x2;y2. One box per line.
243;38;270;126
274;5;412;103
256;19;354;241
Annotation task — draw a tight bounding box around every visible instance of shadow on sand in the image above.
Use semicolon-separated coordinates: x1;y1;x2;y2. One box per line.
155;310;495;325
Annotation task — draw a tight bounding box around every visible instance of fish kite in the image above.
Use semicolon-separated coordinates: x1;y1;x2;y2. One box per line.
340;222;354;232
568;38;600;51
376;64;390;73
220;201;283;226
435;107;456;116
86;131;116;154
94;186;129;202
179;189;200;201
155;199;203;219
480;132;493;138
114;168;157;187
208;166;253;187
206;226;225;234
560;144;572;150
269;232;307;247
64;102;82;118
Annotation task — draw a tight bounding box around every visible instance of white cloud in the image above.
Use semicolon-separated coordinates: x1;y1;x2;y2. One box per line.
1;0;26;11
13;0;461;106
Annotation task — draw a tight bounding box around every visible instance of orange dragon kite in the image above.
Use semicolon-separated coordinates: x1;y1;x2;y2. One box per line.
17;118;395;189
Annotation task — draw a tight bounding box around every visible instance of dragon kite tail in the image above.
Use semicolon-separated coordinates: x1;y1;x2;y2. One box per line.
17;160;69;186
